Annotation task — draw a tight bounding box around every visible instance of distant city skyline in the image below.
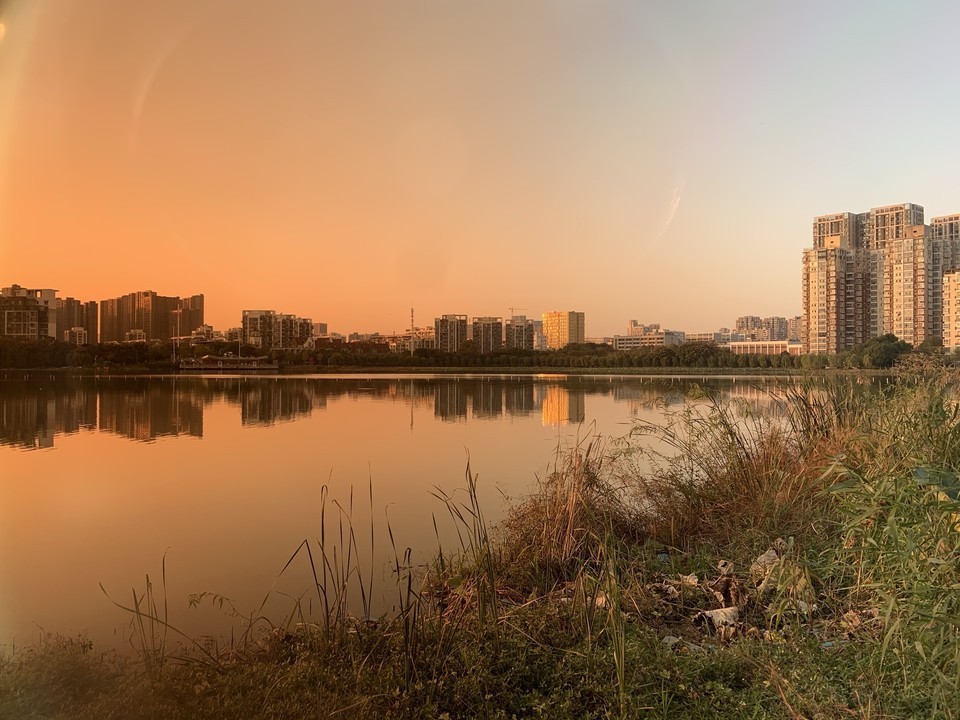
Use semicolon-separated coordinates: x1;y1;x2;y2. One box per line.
2;279;800;344
0;279;801;338
4;2;960;334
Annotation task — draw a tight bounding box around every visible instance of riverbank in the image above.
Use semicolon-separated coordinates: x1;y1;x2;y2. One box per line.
3;370;959;718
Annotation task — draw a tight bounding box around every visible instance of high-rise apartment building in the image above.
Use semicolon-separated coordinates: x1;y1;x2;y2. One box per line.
275;314;313;349
472;317;503;354
732;316;788;340
434;314;468;353
543;311;585;349
57;297;98;344
0;294;47;339
241;310;312;349
761;317;788;341
177;295;205;338
532;320;546;349
932;215;960;343
242;310;276;349
867;203;925;250
803;213;868;355
943;270;960;353
802;203;960;353
1;285;58;339
505;315;536;351
883;224;931;346
735;316;763;333
100;291;204;342
787;315;803;342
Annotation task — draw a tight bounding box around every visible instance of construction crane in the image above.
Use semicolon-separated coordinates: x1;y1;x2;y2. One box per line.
508;306;527;319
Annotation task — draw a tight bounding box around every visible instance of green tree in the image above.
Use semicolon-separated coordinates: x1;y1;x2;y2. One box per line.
916;336;944;355
858;334;912;369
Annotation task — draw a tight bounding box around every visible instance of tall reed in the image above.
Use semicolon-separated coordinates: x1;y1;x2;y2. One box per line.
828;369;960;718
618;377;873;551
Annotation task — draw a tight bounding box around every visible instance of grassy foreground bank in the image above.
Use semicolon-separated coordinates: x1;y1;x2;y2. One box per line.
5;371;960;719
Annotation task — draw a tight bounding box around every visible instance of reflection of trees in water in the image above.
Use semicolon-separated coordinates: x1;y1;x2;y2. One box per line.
614;379;789;417
0;375;798;449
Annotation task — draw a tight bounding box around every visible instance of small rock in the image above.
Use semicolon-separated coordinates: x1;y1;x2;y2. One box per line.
661;635;681;649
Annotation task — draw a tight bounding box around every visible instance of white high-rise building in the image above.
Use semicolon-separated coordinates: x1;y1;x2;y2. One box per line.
802;203;960;354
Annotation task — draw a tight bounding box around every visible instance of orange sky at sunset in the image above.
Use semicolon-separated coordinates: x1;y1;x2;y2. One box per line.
3;1;960;335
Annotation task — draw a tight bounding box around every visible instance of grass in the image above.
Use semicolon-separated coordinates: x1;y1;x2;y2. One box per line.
5;368;960;718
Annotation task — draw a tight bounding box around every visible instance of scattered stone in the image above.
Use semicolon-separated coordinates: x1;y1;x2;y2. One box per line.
661;635;681;649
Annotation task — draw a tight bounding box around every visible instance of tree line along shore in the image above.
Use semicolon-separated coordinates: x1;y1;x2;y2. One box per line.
0;333;939;372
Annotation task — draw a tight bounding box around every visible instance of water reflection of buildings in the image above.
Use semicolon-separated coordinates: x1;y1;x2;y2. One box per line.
238;379;325;426
0;376;801;450
435;381;468;422
505;380;536;417
0;379;206;448
540;385;586;426
430;379;587;425
0;384;97;449
472;381;503;419
98;380;204;441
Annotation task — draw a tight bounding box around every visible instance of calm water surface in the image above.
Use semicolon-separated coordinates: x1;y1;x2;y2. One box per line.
0;373;781;647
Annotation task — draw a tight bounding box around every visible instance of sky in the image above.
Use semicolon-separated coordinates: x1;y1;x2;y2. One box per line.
2;0;960;337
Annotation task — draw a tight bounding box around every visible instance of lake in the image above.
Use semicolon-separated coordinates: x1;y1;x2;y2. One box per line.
0;373;784;649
